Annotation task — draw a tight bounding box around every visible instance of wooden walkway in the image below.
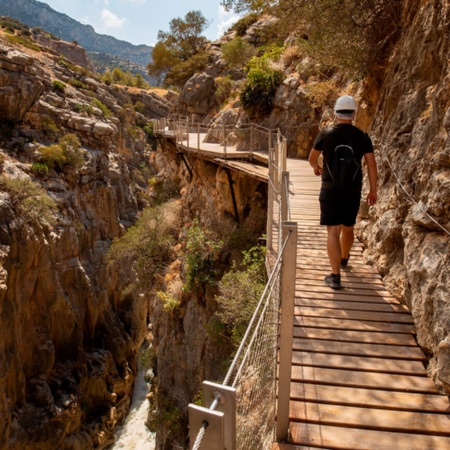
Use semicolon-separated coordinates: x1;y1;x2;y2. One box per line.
158;122;450;448
274;159;450;450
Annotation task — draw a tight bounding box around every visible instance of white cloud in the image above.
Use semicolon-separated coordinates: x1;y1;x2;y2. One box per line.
216;5;241;38
100;9;127;29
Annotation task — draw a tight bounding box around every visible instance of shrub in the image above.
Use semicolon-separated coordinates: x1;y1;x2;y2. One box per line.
38;133;83;170
74;103;94;115
107;201;181;290
91;98;111;118
52;80;66;93
240;65;283;116
68;78;89;90
181;219;223;291
0;176;57;226
157;291;181;316
31;163;49;175
222;36;255;68
6;34;41;51
41;117;59;134
215;245;267;344
215;76;235;105
133;101;146;114
303;79;339;109
39;144;65;169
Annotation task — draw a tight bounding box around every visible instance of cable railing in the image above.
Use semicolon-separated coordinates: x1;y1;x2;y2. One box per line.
155;115;297;449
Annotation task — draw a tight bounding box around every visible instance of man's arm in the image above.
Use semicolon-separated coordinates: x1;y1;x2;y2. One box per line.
308;149;322;176
364;152;378;206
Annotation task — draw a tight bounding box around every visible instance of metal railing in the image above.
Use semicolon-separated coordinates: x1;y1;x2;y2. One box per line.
153;115;296;449
188;222;297;450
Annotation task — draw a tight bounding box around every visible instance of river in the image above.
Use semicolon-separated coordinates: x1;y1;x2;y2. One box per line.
111;364;156;449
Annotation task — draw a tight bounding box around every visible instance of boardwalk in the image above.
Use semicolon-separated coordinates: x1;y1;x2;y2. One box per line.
156;120;450;449
274;159;450;450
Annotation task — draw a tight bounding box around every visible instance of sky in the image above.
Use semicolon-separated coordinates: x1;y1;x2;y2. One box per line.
40;0;242;47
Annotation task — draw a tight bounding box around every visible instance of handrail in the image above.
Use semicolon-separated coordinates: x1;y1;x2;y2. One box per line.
153;115;295;450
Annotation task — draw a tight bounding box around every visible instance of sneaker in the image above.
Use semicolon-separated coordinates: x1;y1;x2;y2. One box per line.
324;273;341;289
341;253;350;268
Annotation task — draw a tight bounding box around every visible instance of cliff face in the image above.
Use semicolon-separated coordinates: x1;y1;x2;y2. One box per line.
0;30;171;449
146;138;268;449
358;0;450;393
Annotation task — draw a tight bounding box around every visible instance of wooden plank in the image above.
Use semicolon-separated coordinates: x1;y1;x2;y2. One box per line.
292;352;427;375
295;284;394;297
291;366;438;393
293;337;426;360
289;422;450;449
295;316;416;334
295;290;397;304
293;327;417;346
295;307;415;324
290;402;450;435
290;382;450;412
296;299;409;313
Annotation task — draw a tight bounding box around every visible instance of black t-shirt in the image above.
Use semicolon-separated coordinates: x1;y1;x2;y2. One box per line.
313;123;374;189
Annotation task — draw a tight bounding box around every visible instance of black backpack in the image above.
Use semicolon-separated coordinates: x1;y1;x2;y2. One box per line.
327;141;360;188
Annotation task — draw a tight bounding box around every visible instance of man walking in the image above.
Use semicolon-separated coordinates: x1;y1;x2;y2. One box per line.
308;95;378;289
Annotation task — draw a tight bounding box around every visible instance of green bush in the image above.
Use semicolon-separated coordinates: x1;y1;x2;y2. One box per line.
38;133;83;170
6;34;41;51
91;98;111;117
222;36;255;68
107;201;181;290
74;103;94;115
52;80;66;93
31;163;49;175
181;219;223;291
0;176;57;226
215;76;235;105
240;65;283;116
41;117;59;134
215;245;267;344
68;78;89;90
157;291;181;316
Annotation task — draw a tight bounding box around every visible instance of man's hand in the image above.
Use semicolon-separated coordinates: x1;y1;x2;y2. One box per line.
313;165;322;177
367;190;377;206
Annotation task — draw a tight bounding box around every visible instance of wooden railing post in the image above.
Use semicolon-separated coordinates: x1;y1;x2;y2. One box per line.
223;124;227;156
281;171;290;224
197;123;200;152
276;221;297;442
186;117;190;149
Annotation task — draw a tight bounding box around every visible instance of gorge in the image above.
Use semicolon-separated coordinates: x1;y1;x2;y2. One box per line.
1;0;450;449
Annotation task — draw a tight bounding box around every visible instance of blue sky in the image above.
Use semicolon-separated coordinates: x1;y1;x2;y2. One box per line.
40;0;241;46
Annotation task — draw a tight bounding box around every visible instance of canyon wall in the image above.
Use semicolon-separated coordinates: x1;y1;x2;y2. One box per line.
357;0;450;393
0;32;170;449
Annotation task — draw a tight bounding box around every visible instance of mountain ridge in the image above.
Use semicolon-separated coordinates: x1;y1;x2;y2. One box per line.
0;0;153;69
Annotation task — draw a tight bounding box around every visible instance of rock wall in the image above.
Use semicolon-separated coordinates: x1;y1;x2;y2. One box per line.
0;33;172;449
357;0;450;393
146;139;268;449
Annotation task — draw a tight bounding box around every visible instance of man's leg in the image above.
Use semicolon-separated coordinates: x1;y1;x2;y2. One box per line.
327;225;342;274
341;225;354;260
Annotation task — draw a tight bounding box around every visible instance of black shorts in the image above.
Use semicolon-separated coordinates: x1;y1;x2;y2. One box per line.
319;188;361;227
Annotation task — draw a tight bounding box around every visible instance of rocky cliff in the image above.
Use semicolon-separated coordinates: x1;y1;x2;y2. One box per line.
357;0;450;393
0;0;153;72
0;28;171;449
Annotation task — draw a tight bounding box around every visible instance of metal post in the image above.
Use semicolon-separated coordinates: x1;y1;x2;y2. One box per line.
281;171;289;224
276;221;297;442
267;157;275;251
250;124;254;156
